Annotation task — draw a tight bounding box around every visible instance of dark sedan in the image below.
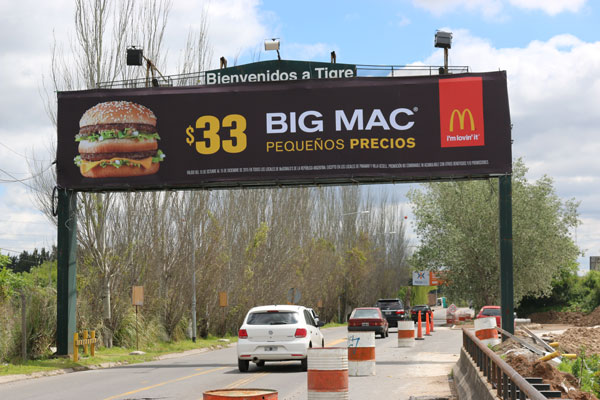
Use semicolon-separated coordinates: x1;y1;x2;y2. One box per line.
348;307;389;338
410;305;433;323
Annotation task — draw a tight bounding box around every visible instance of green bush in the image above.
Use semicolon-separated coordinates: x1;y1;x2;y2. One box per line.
558;349;600;397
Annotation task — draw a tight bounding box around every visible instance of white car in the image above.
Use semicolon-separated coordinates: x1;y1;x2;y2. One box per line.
237;305;325;372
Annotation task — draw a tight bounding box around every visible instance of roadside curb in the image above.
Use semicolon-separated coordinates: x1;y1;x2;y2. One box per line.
0;343;234;385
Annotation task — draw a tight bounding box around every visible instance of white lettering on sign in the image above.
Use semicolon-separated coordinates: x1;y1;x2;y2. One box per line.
266;111;324;134
335;108;415;132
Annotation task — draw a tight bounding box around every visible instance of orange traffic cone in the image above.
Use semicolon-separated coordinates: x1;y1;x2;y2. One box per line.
425;312;431;336
416;311;424;340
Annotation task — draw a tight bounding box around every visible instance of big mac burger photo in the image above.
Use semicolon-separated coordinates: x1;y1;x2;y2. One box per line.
74;100;165;178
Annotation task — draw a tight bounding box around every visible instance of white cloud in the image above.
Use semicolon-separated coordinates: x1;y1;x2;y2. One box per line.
508;0;588;15
412;0;588;17
397;15;411;27
285;43;333;61
412;0;503;18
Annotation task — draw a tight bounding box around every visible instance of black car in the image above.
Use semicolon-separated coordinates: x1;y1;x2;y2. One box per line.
375;298;406;327
410;305;432;323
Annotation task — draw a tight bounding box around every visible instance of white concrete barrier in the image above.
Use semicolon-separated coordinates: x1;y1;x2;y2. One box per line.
347;331;375;376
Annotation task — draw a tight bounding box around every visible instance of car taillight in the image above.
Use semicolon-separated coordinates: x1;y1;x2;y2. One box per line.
238;329;248;339
294;328;307;338
370;321;382;326
396;310;404;315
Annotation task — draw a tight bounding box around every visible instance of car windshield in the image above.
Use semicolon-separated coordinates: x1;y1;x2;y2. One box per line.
247;311;299;325
482;308;501;316
352;309;380;319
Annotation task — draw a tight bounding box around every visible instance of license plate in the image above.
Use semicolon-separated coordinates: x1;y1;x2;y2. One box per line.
384;311;391;314
264;346;277;351
362;322;369;327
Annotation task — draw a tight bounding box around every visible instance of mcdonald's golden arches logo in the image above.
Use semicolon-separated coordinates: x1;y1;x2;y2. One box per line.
439;77;485;148
449;108;475;132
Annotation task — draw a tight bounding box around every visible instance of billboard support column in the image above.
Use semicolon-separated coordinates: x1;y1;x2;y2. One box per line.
57;189;77;355
499;175;514;336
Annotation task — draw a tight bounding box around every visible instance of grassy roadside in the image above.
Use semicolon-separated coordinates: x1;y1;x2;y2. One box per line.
1;324;346;377
0;335;237;377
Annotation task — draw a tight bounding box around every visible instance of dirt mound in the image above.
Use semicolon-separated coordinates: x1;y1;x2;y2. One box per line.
549;327;600;355
529;305;600;327
504;353;597;399
529;310;585;325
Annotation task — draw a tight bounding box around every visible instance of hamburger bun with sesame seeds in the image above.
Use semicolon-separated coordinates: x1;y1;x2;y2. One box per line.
74;101;165;178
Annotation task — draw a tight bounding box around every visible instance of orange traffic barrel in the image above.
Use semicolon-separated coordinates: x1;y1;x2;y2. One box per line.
307;347;348;399
474;316;500;346
397;320;415;347
203;389;278;399
347;331;375;376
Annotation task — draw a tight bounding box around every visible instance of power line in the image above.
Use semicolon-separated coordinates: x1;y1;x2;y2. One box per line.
0;162;54;191
0;218;54;226
0;141;52;163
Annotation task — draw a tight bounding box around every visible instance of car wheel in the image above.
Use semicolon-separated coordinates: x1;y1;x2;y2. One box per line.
301;357;308;371
238;359;249;372
256;360;265;367
385;328;389;338
322;339;325;348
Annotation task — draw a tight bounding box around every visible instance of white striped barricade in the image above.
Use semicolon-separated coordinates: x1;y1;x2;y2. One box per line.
397;320;415;347
474;316;501;346
347;331;375;376
307;347;349;400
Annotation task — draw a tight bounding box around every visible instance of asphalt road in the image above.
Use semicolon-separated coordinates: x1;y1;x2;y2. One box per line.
0;319;462;400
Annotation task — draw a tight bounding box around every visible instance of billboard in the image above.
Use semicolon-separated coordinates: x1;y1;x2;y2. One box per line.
57;71;511;191
412;271;443;286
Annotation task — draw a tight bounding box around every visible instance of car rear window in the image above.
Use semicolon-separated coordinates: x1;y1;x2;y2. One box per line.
247;311;299;325
377;300;403;309
352;309;380;319
482;308;501;316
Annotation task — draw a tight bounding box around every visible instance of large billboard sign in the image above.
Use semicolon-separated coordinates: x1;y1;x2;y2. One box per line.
57;71;511;191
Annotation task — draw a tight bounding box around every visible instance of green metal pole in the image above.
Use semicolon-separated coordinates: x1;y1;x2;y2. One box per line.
57;189;77;355
499;175;514;336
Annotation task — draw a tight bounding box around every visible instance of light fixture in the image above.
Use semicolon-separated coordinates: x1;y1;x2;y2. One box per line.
126;45;168;88
434;30;452;75
264;38;281;60
330;51;336;64
434;31;452;49
126;46;143;66
220;56;227;69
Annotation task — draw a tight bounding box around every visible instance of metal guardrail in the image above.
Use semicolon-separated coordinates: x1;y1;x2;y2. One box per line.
97;64;470;89
463;328;548;400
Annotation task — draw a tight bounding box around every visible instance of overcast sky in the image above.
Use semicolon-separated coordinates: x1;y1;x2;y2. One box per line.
1;0;598;271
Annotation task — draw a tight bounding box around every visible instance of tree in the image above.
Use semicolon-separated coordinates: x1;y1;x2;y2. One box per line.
407;159;580;311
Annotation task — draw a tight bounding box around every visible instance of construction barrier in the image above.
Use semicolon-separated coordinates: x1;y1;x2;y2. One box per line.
474;317;501;346
203;389;278;399
307;347;348;400
347;331;375;376
425;312;431;336
73;330;98;362
415;311;424;340
397;320;415;347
